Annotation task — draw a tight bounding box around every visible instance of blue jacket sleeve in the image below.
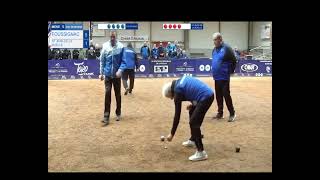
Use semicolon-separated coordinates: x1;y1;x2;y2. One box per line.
171;92;183;136
99;48;106;75
118;48;126;71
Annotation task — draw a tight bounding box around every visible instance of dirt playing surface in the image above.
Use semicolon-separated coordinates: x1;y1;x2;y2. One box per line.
48;77;272;172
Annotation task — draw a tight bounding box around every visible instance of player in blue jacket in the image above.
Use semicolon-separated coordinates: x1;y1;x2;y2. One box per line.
211;32;237;122
121;42;139;95
99;31;126;125
162;76;214;161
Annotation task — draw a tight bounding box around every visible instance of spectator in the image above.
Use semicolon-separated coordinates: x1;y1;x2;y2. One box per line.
158;43;166;59
61;48;71;59
234;47;241;60
151;44;158;59
166;42;173;58
79;48;87;60
48;46;52;60
95;44;101;59
181;50;188;59
87;47;96;59
140;42;150;60
89;40;95;50
172;40;178;57
72;49;80;60
53;49;62;60
176;44;182;58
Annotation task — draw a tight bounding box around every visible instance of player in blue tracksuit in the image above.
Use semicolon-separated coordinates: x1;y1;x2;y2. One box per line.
140;42;150;60
99;31;126;126
211;32;237;122
121;42;139;95
162;76;214;161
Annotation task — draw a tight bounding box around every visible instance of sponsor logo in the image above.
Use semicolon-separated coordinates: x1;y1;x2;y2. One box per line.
140;65;146;72
199;65;204;71
55;63;60;67
205;65;211;71
74;62;88;73
154;65;168;73
241;63;258;72
266;66;271;73
74;62;94;75
183;62;188;67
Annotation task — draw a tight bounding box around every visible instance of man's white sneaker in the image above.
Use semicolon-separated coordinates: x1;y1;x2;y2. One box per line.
188;151;208;161
182;140;196;147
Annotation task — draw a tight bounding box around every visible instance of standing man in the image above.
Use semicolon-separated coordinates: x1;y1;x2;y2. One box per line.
121;42;139;95
72;49;79;60
211;32;237;122
158;42;165;59
162;76;214;161
140;42;150;60
99;31;126;126
151;44;158;59
166;42;173;58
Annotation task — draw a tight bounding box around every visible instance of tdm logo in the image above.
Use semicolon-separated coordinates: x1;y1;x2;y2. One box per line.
241;63;258;72
74;62;88;74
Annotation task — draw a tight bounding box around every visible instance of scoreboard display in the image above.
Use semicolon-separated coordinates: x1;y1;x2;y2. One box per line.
163;23;203;30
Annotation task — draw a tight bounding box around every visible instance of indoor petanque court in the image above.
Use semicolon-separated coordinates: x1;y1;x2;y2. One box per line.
48;77;272;172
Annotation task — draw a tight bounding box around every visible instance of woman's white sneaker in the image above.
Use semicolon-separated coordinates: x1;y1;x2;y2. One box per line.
182;140;196;147
188;151;208;161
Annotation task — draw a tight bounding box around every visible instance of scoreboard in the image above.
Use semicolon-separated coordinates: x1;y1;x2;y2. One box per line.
163;23;203;30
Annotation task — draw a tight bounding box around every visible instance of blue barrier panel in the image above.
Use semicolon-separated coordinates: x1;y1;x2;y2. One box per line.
48;59;271;80
135;59;150;77
234;60;272;77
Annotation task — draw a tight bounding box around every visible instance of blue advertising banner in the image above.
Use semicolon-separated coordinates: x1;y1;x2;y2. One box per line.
48;60;100;80
48;59;272;80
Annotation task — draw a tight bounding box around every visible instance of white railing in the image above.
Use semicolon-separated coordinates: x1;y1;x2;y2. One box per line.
249;45;272;60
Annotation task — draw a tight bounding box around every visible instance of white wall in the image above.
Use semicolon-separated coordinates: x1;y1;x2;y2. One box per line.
220;21;248;50
135;22;150;49
189;21;219;49
151;21;184;42
250;21;272;48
